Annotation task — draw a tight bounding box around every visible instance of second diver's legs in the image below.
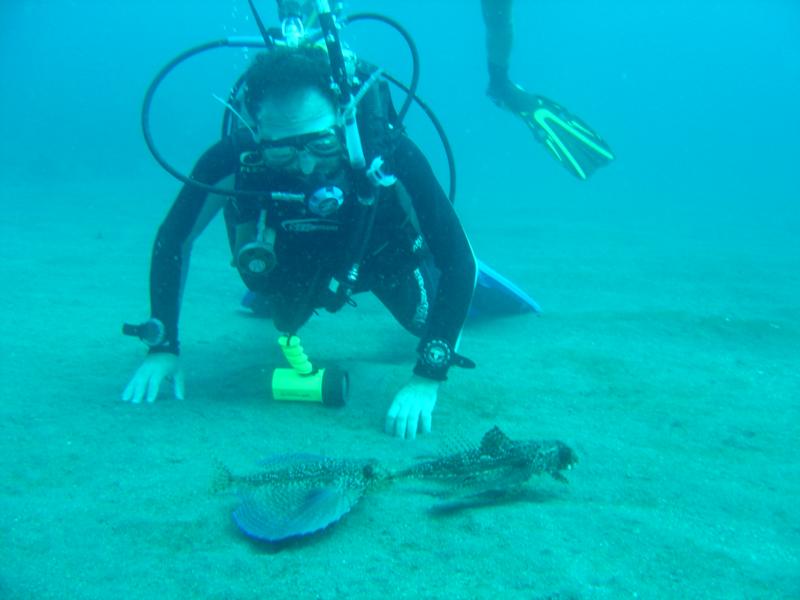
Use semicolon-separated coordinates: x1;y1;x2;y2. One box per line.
480;0;532;114
481;0;514;95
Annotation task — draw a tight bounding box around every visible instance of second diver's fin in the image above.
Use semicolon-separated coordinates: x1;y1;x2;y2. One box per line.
520;95;615;181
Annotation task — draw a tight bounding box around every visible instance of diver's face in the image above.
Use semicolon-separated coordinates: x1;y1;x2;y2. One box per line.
254;87;344;176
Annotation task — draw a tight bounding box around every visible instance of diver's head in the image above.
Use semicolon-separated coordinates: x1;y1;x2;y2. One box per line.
244;46;344;175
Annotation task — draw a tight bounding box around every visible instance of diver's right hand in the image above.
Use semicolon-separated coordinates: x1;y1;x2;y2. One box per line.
122;353;184;404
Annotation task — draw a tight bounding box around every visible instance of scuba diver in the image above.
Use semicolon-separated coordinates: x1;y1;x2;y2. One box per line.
122;3;478;440
481;0;615;180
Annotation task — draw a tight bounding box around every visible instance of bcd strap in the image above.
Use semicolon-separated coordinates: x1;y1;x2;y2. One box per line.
329;153;399;310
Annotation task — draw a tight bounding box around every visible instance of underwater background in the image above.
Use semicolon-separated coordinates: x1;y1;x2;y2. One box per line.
1;0;798;598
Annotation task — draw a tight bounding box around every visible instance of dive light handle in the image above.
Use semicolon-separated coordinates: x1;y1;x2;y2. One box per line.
122;319;166;347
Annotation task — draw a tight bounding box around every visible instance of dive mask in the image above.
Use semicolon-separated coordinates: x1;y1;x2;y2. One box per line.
259;129;344;170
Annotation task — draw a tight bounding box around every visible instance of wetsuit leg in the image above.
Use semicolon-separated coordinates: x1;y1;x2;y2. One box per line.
481;0;513;82
371;259;439;338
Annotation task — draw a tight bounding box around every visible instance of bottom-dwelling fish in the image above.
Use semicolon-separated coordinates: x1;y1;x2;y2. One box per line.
215;428;577;542
392;426;577;498
214;454;389;542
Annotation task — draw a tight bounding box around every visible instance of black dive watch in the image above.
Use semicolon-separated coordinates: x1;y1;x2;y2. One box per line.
414;338;475;381
122;318;178;354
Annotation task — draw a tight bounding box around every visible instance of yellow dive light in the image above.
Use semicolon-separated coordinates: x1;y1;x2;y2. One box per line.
270;335;348;407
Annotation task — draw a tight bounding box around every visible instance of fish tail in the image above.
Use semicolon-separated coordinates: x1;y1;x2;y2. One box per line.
211;459;234;493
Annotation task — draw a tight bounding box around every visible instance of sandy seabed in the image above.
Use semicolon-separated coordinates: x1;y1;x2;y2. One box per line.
1;178;797;600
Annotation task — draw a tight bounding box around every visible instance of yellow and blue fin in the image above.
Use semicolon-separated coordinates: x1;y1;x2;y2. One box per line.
521;95;615;180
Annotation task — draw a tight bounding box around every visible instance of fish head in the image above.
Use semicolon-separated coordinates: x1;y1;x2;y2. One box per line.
555;441;578;470
547;441;578;482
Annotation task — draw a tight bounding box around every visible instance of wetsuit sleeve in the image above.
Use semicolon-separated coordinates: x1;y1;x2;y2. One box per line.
390;135;477;379
149;137;239;354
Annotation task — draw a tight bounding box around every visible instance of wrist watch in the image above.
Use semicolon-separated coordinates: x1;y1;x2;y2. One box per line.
419;339;452;371
415;338;476;381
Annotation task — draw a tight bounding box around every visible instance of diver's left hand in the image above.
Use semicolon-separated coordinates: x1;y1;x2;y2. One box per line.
385;375;440;440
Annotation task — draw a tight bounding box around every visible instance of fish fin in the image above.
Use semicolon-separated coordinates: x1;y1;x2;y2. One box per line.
233;482;363;542
479;426;515;456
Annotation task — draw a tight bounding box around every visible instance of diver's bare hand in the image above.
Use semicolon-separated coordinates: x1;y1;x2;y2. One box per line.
122;353;184;404
385;375;440;440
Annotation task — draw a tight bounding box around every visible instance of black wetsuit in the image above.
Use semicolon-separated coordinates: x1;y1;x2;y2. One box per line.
148;129;476;380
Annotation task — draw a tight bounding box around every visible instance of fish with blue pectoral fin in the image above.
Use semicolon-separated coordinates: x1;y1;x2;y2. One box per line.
214;427;577;543
213;454;391;543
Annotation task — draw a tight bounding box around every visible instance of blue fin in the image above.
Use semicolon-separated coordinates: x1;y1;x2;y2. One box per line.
241;290;272;316
469;260;541;318
232;482;363;542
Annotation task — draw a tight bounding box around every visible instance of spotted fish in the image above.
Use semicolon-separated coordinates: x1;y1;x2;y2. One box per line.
393;426;577;497
215;429;576;542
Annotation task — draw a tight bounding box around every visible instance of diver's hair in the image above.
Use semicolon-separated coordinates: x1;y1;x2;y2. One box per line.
243;45;334;118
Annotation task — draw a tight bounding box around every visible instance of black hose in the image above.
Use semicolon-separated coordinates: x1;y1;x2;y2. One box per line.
343;13;420;123
247;0;274;48
382;73;457;204
143;16;453;202
141;38;269;198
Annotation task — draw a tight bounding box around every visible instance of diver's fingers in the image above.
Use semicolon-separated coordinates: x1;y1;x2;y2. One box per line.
145;374;162;404
122;377;136;403
130;373;148;404
404;406;420;440
405;409;420;440
392;407;410;439
385;403;400;436
397;415;411;439
420;409;432;436
173;369;185;400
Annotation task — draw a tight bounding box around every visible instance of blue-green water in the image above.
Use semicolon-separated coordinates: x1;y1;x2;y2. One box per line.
1;1;798;598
